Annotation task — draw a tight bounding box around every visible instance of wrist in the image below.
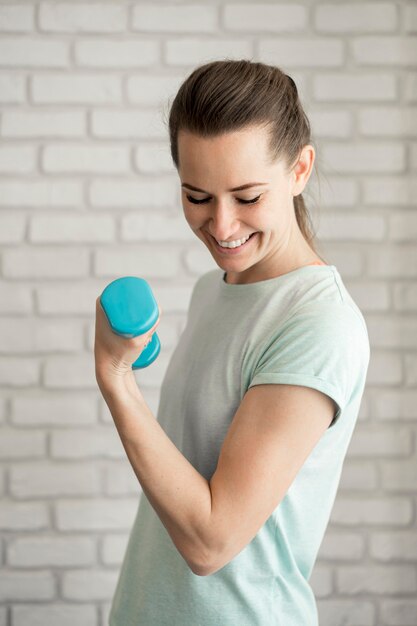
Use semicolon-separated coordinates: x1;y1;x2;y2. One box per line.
96;368;141;404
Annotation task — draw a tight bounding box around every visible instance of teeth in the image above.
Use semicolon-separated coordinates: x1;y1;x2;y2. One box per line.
217;234;252;248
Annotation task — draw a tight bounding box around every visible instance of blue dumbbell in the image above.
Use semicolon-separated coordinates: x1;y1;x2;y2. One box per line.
99;276;161;369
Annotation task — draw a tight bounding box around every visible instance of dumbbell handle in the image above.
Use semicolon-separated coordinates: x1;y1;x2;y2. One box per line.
100;276;161;369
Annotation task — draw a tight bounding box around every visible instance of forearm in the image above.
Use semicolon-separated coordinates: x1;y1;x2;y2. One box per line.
97;372;214;574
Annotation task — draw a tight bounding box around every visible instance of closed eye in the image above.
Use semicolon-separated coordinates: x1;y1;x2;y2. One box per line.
186;194;262;205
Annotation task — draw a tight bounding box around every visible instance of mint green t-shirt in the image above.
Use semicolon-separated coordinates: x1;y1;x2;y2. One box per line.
109;264;370;626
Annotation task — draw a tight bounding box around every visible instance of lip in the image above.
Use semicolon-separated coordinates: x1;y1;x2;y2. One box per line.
209;232;259;255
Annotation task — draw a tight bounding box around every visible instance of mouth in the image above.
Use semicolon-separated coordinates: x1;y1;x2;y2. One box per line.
209;231;259;255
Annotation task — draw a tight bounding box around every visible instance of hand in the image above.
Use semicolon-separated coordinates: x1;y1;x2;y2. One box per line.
94;296;161;386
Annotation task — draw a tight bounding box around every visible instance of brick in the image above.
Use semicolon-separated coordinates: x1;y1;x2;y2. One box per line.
0;179;83;208
12;393;98;426
95;247;179;279
2;248;89;278
0;5;34;32
133;4;217;32
10;463;100;498
364;315;417;349
309;565;333;597
51;427;124;459
405;353;417;385
0;37;69;68
331;497;412;525
315;3;397;33
371;531;417;561
0;282;31;314
39;3;127;32
62;569;118;601
337;565;417;594
223;4;306;31
310;176;359;208
368;247;417;277
314;73;397;101
127;73;195;105
101;534;130;565
393;283;417;311
260;38;344;67
91;109;165;139
404;71;417;102
345;280;390;312
0;502;48;530
0;316;83;354
349;428;412;457
13;605;97;626
75;38;158;67
358;107;417;137
365;351;402;386
1;110;86;138
32;73;122;104
30;214;115;243
0;397;7;422
318;212;385;241
0;145;36;173
0;72;26;102
352;37;417;66
338;461;378;490
134;143;176;173
369;389;417;422
0;213;25;244
404;4;417;33
37;284;104;315
104;465;141;496
411;142;417;170
0;571;55;601
321;142;405;173
381;599;417;625
309;109;353;138
390;212;417;241
121;212;194;242
316;600;375;625
363;176;417;206
0;357;39;387
0;430;46;459
42;143;130;174
89;177;178;208
318;250;365;278
381;459;417;490
44;355;96;389
166;38;252;66
8;536;95;567
56;498;137;531
318;531;365;560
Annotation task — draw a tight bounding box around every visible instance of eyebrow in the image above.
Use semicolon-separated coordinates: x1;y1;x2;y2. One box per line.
181;182;268;193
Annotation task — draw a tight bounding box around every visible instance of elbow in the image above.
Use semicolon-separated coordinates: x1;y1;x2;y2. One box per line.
188;544;227;577
186;536;224;577
187;549;216;577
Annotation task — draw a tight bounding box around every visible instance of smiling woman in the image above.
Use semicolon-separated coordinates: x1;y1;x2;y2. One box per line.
108;59;370;626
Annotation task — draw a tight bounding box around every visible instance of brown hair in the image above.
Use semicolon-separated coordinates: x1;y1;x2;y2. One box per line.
165;58;327;261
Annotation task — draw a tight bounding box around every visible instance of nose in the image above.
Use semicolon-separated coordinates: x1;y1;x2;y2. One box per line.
208;202;242;241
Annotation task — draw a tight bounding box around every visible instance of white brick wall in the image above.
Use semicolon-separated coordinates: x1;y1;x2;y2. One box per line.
0;2;415;625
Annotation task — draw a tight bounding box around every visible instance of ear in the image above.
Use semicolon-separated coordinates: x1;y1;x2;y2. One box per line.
292;144;315;196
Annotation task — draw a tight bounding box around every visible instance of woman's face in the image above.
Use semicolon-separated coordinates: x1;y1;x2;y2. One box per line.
177;124;315;284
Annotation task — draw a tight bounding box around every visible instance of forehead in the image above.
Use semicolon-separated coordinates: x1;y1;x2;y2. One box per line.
177;126;284;179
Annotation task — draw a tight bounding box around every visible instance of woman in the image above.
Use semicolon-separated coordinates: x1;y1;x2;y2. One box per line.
95;60;371;625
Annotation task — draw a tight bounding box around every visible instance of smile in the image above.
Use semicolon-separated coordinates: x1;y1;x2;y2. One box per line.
210;232;258;255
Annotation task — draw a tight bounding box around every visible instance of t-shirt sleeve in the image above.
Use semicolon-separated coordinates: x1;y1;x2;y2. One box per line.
247;301;370;428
